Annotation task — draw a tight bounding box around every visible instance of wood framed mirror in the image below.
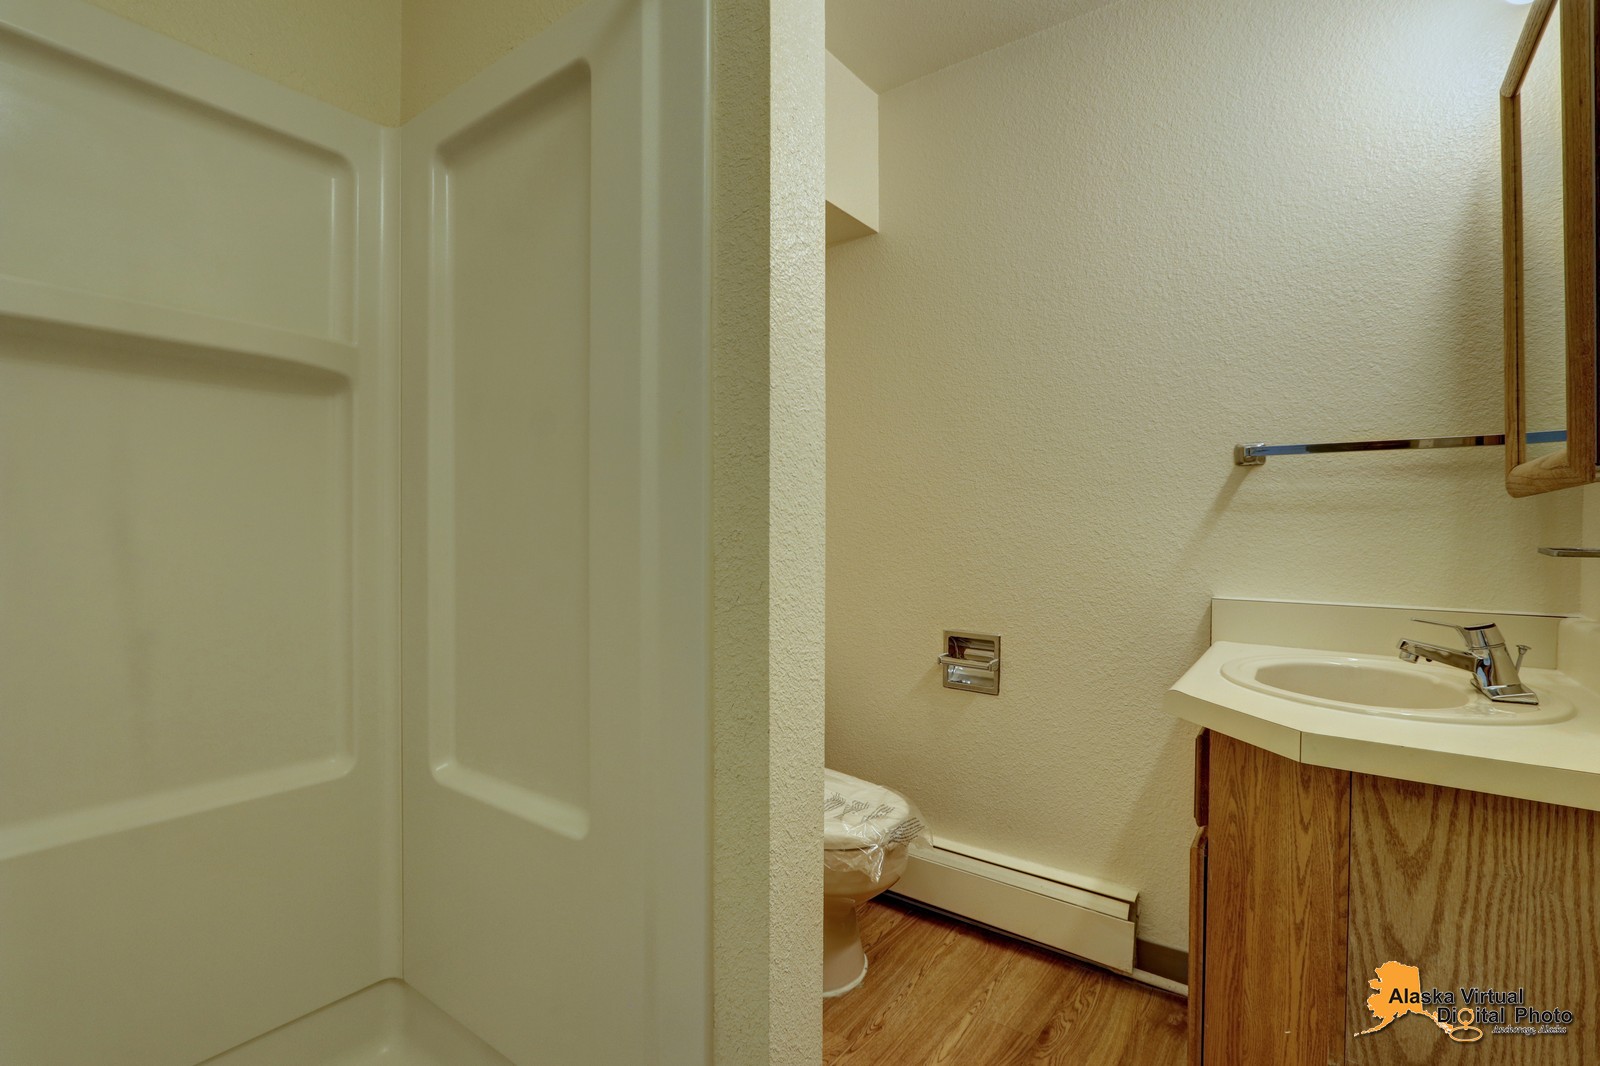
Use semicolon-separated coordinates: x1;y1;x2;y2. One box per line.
1503;0;1599;497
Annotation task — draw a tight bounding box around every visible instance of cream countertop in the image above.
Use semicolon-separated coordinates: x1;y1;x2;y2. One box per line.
1164;599;1600;813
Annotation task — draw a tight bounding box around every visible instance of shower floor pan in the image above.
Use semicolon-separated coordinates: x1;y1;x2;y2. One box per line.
199;980;513;1066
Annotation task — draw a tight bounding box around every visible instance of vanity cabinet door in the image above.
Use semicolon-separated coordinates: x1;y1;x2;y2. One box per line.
1189;824;1208;1066
1202;733;1351;1066
1345;775;1600;1065
1190;731;1210;1066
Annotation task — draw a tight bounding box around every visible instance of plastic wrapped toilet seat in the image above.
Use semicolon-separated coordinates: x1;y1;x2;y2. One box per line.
823;769;930;882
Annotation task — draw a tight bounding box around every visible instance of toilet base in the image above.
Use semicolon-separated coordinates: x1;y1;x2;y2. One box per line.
823;955;867;999
823;896;869;997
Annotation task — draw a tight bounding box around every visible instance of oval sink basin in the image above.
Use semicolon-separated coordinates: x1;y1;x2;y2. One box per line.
1220;653;1574;725
1251;659;1465;709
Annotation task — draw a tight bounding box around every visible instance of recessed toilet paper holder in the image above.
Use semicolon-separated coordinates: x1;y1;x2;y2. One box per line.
939;631;1001;695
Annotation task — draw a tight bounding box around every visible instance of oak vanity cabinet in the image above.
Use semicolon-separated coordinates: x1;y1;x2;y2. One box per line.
1188;729;1600;1066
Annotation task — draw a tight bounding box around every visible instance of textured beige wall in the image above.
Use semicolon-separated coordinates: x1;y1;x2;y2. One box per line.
399;0;584;121
712;0;825;1058
81;0;402;124
826;0;1580;952
769;0;827;1059
1582;490;1600;620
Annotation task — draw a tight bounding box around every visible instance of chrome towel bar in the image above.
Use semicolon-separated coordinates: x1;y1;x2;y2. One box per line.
1235;430;1567;466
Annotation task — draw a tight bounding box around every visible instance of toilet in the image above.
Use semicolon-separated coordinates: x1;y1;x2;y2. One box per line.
822;769;930;997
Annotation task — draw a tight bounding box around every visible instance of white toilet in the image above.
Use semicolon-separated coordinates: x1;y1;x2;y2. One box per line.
822;769;929;997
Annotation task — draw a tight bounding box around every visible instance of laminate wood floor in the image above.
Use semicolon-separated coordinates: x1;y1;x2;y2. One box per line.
823;898;1187;1066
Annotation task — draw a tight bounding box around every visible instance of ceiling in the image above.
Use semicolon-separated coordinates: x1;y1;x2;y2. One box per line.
825;0;1120;93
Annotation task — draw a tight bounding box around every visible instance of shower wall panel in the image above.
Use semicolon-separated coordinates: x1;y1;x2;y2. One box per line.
0;3;398;1064
429;62;595;839
399;0;711;1060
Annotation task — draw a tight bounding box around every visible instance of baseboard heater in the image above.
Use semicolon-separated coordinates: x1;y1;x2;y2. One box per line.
887;839;1138;975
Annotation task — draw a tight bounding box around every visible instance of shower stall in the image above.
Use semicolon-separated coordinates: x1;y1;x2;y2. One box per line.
0;0;715;1061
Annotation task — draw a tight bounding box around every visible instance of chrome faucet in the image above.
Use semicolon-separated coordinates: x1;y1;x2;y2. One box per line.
1396;619;1538;705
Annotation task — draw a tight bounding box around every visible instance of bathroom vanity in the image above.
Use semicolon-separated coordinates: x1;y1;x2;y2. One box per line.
1169;600;1600;1066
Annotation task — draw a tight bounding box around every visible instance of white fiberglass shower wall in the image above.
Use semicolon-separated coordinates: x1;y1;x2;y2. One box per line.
0;0;711;1062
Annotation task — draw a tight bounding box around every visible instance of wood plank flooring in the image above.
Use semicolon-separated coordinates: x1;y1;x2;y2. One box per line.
823;898;1187;1065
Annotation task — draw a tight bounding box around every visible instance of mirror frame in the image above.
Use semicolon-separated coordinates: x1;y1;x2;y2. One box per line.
1502;0;1599;497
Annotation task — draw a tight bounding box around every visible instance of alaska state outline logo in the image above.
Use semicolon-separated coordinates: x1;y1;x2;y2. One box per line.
1355;961;1573;1043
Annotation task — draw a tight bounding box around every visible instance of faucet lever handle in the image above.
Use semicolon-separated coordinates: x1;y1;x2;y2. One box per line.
1515;644;1531;670
1409;617;1472;645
